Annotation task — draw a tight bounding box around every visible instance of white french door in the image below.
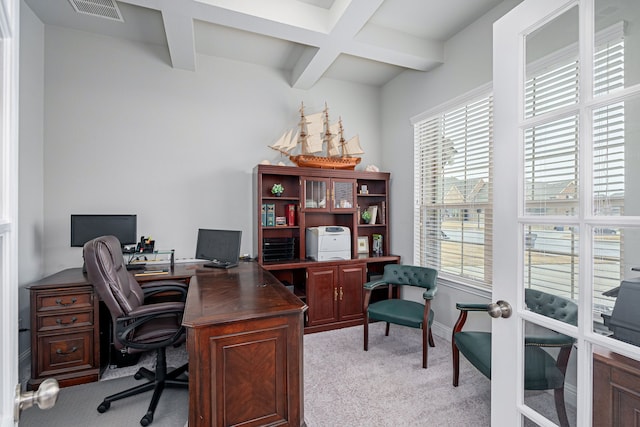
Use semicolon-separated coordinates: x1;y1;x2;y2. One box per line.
0;0;20;426
493;0;640;426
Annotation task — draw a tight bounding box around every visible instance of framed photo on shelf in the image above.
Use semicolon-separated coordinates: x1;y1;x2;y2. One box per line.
357;236;369;254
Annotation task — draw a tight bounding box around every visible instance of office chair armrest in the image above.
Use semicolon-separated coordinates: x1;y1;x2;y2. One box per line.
456;303;490;312
116;303;185;350
363;279;388;291
140;280;188;301
125;301;185;318
423;288;437;300
453;303;490;337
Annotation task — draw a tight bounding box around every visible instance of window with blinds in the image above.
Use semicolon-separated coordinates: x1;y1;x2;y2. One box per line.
413;94;493;286
523;29;624;309
413;24;623;292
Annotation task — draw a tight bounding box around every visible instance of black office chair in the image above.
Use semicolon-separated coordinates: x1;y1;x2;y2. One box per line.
83;235;189;426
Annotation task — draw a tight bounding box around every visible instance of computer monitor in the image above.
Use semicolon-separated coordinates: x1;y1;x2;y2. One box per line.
195;229;242;267
71;214;137;248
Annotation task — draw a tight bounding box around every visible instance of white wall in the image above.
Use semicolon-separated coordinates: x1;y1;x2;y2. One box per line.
380;0;523;333
40;26;382;275
18;0;45;360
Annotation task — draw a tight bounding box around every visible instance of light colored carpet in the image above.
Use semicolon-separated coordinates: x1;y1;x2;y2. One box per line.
304;323;491;426
100;344;188;382
21;323;575;426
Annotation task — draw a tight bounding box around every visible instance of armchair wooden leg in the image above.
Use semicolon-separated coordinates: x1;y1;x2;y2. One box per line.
428;328;435;347
452;341;460;387
554;388;569;427
422;325;428;369
363;314;369;351
385;322;390;336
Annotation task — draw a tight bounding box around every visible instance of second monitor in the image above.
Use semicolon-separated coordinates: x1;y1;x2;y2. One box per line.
196;228;242;268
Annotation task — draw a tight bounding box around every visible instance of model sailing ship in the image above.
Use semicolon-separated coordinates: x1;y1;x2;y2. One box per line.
269;102;364;170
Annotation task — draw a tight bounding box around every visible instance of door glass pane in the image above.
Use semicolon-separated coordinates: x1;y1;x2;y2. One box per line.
333;181;353;209
525;6;579;119
522;318;577;427
524;225;579;304
524;115;579;216
593;93;640;216
594;225;640;349
305;179;326;209
594;0;639;96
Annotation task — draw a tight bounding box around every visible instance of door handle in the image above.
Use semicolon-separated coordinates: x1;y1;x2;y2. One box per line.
488;300;512;318
14;378;59;421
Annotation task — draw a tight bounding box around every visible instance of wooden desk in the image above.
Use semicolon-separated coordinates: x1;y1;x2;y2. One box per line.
27;263;200;390
183;263;307;427
593;347;640;426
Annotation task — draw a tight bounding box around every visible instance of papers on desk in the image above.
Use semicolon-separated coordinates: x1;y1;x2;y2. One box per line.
134;269;169;277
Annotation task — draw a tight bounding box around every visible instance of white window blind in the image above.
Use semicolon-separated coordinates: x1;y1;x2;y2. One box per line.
414;94;493;286
523;32;624;309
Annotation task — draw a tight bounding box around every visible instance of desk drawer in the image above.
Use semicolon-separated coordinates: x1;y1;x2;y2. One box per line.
36;310;94;332
37;331;95;377
35;289;93;312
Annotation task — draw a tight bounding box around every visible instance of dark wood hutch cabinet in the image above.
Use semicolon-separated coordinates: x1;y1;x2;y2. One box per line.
254;164;400;333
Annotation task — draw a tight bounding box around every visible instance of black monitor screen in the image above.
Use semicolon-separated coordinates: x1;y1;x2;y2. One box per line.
195;229;242;263
71;214;137;247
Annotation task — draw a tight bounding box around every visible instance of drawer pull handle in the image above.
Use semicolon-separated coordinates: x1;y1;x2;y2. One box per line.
55;297;77;307
56;317;78;326
56;346;78;355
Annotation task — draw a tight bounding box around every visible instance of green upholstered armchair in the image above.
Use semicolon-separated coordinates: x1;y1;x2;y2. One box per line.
363;264;438;368
452;288;577;427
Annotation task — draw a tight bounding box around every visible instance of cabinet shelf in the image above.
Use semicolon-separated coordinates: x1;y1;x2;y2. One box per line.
254;164;398;333
263;196;299;201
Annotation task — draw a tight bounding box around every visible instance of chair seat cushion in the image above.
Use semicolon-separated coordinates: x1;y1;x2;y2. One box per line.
454;331;492;379
454;331;565;390
368;299;434;328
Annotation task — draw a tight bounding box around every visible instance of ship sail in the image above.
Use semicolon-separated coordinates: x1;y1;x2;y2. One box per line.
300;112;323;155
326;122;342;157
342;134;364;156
269;129;296;154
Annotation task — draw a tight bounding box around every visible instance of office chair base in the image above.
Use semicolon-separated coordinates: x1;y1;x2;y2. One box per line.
96;347;188;426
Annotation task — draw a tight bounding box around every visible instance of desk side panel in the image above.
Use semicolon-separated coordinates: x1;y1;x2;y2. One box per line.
187;314;304;427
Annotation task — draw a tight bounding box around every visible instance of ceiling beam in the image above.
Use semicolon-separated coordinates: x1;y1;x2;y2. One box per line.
119;0;444;88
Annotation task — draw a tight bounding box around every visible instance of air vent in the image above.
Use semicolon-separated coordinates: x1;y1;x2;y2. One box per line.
68;0;124;22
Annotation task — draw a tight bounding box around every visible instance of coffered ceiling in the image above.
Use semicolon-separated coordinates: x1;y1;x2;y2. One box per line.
25;0;504;88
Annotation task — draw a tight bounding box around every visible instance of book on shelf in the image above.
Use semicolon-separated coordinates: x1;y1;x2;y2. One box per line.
261;204;267;227
367;205;378;224
286;204;296;226
380;201;386;225
266;203;275;227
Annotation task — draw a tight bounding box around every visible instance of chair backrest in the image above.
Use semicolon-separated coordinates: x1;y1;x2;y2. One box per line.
381;264;437;290
525;288;578;326
83;235;145;320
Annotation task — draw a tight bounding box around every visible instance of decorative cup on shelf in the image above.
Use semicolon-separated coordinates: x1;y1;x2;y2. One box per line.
271;183;284;197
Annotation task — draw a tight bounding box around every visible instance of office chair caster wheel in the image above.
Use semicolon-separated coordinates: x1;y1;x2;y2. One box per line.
97;401;110;413
134;371;144;380
140;413;153;426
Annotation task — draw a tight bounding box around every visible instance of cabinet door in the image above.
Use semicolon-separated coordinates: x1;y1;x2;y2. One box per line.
306;267;338;326
338;264;366;321
302;177;356;212
330;179;356;211
302;178;330;211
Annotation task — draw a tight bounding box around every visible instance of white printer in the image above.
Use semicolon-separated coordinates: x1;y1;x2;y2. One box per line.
306;226;351;261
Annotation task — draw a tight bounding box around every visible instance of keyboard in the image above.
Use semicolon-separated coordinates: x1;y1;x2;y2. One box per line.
203;260;237;269
126;264;145;271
